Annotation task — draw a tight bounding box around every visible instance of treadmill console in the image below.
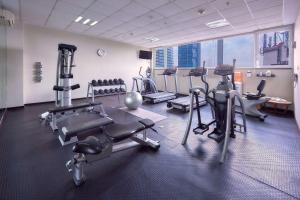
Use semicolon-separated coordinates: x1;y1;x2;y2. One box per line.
162;68;177;75
189;68;207;77
214;64;234;76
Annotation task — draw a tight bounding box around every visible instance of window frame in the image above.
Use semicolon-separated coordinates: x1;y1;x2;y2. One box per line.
152;25;293;69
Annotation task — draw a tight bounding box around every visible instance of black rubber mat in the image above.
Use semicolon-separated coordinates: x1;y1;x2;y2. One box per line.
0;95;299;200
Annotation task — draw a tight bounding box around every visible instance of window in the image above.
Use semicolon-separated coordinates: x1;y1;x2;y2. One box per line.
153;25;292;69
223;34;255;67
201;40;218;68
258;30;290;66
167;47;178;68
178;43;200;68
155;48;164;68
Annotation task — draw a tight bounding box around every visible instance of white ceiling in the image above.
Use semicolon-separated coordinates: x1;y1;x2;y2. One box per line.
2;0;300;48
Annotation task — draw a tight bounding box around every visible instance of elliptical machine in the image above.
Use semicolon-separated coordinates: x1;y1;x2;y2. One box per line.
132;66;157;94
182;59;247;163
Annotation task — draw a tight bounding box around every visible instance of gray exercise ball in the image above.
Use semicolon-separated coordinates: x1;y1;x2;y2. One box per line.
124;91;143;110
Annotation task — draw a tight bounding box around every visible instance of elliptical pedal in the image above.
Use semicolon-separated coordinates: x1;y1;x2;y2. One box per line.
207;132;225;143
193;126;209;135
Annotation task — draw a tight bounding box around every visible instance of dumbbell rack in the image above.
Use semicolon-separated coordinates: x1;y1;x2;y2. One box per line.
86;80;127;103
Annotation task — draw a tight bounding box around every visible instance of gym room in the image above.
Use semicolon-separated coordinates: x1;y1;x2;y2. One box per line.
1;0;300;199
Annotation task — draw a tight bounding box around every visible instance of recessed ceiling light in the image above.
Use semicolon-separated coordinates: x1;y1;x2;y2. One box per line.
75;16;83;22
90;21;98;26
83;18;91;25
206;19;230;28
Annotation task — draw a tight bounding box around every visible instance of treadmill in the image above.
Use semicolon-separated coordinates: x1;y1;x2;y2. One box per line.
167;65;207;112
143;68;178;104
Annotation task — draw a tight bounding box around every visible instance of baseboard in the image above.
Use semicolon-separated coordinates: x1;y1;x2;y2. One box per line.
24;97;90;106
7;106;25;110
0;108;7;126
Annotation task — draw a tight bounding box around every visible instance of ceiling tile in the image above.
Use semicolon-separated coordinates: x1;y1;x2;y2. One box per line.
82;9;107;21
84;23;109;35
90;1;121;16
220;4;250;19
258;21;283;29
121;1;150;17
100;30;122;37
111;10;138;22
54;1;84;17
22;2;51;25
46;11;75;29
247;0;282;12
62;0;95;9
210;0;245;11
98;0;132;9
155;2;183;17
174;0;208;10
135;0;169;9
130;11;164;27
20;0;296;48
67;22;89;33
94;16;124;32
227;13;253;26
23;0;56;8
252;5;282;19
128;28;150;36
112;22;138;33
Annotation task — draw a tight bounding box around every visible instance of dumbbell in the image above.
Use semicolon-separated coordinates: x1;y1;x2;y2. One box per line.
98;89;104;94
118;78;124;84
104;89;109;94
103;79;108;86
94;90;98;95
114;88;120;93
113;78;119;85
91;80;97;86
120;88;126;92
109;88;114;93
98;79;103;86
108;79;113;85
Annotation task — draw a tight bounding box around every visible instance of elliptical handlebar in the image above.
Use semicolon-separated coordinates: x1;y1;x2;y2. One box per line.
138;66;144;79
200;61;209;98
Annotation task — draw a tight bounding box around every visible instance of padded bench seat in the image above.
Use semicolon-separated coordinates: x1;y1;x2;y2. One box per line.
73;119;155;154
105;118;154;142
49;102;102;114
60;117;113;142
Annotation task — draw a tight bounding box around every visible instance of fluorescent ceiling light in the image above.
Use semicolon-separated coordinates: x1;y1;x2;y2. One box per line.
75;16;83;22
206;19;230;28
90;21;98;26
144;37;160;42
83;18;91;25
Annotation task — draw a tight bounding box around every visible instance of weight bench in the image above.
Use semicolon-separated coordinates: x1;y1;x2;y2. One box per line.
66;118;160;186
41;102;106;132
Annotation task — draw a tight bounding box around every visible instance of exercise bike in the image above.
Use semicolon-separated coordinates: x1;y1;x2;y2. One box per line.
132;66;157;94
182;59;247;163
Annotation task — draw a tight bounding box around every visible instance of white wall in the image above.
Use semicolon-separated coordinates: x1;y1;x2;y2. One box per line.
294;13;300;128
6;23;24;108
23;25;149;104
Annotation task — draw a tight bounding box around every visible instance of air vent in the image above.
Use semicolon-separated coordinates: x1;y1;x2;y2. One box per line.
0;9;15;26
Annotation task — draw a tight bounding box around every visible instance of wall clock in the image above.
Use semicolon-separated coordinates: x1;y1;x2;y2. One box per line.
97;48;106;57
